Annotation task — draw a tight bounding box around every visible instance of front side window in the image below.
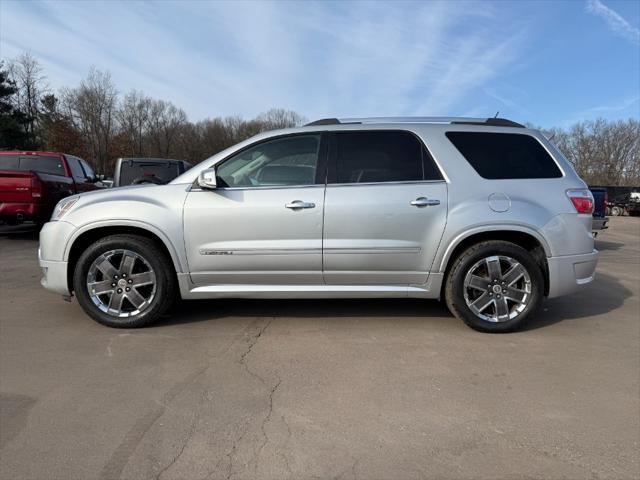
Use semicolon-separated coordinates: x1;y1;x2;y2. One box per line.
446;132;563;179
18;155;65;176
334;131;440;184
216;134;322;188
67;156;86;179
79;158;96;179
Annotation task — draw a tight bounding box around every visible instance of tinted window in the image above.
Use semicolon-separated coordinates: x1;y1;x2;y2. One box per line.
19;155;66;176
0;155;19;170
334;131;440;184
217;134;321;188
446;132;562;179
119;161;180;186
79;158;95;178
68;156;86;179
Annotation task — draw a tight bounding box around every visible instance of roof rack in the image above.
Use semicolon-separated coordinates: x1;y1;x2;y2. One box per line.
304;117;525;128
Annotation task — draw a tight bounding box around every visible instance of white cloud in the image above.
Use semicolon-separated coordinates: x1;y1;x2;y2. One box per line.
0;0;527;120
586;0;640;46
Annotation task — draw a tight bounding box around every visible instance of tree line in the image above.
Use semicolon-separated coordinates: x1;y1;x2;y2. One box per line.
1;52;638;186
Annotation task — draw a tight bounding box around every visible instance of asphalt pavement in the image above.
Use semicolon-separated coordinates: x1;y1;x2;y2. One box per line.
1;217;638;479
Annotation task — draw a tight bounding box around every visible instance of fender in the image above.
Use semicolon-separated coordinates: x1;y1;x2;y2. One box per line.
63;219;186;273
436;222;552;273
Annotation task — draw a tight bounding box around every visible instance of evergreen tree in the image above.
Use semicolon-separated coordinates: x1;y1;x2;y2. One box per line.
0;62;30;149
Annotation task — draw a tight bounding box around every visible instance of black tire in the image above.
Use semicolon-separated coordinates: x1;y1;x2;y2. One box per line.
610;206;622;216
73;234;176;328
444;240;544;333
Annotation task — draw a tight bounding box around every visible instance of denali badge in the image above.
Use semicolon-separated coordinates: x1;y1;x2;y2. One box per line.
199;250;234;255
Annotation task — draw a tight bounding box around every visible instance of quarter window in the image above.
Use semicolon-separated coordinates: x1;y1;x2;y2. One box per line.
446;132;563;179
334;131;441;184
217;134;322;188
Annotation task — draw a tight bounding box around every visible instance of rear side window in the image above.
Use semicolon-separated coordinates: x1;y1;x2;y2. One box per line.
446;132;562;179
19;155;66;176
119;162;180;186
334;131;442;184
0;155;19;170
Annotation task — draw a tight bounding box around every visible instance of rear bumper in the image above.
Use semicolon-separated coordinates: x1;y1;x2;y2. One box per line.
592;217;609;231
0;202;43;221
547;249;598;299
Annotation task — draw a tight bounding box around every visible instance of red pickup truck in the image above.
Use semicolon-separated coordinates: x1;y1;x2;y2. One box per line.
0;151;103;226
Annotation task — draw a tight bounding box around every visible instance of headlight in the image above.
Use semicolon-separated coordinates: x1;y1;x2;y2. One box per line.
51;196;79;221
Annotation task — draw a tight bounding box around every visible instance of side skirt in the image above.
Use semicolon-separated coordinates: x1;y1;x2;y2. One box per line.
177;273;444;300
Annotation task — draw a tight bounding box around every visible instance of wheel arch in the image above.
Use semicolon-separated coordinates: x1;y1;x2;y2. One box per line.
65;221;184;294
438;226;550;298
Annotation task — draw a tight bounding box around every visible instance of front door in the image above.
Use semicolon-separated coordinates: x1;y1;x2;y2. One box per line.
322;130;448;285
183;133;327;286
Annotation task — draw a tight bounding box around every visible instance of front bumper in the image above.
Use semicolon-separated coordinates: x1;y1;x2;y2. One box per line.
39;255;70;296
547;249;598;299
39;221;75;296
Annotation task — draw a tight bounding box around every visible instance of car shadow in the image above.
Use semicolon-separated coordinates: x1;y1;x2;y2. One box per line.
156;270;630;331
0;224;39;240
159;297;453;327
523;271;633;330
595;239;624;251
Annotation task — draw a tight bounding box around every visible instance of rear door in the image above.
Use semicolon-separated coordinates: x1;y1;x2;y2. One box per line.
322;130;447;285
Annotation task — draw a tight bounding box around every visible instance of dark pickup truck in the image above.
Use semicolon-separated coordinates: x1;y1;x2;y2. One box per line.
589;187;609;234
0;151;103;226
113;157;191;187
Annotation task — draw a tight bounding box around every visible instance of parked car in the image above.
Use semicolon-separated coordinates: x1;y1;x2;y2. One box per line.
608;192;640;216
39;117;598;333
589;187;608;234
0;151;102;227
113;158;191;187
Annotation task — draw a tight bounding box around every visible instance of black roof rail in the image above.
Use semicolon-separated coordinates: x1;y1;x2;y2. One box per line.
451;117;525;128
305;118;341;126
304;116;525;128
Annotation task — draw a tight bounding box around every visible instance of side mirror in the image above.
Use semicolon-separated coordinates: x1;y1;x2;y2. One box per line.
198;168;218;189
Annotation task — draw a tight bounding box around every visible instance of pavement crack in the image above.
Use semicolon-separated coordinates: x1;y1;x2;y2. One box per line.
155;411;198;480
238;318;272;385
252;376;282;476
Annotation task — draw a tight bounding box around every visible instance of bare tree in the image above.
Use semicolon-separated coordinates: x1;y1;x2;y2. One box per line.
256;108;306;129
145;99;188;158
61;67;118;173
7;52;48;143
117;90;152;156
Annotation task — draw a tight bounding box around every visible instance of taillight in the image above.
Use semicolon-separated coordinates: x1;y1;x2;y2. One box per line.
31;175;42;198
567;189;594;214
604;192;608;211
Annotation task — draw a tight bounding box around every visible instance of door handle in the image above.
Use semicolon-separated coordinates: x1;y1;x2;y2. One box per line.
285;200;316;210
410;197;440;207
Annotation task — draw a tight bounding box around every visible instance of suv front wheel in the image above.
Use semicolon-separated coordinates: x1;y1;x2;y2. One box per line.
445;240;544;333
73;234;176;328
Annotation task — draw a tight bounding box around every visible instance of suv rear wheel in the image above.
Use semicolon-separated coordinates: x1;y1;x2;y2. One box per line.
445;240;543;333
73;234;176;328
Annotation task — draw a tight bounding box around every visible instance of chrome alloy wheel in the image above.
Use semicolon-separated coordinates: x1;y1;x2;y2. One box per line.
463;255;532;323
86;249;156;318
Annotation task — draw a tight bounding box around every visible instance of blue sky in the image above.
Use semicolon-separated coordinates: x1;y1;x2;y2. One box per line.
1;0;638;128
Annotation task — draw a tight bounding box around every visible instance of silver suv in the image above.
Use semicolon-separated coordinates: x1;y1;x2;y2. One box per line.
39;117;598;332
